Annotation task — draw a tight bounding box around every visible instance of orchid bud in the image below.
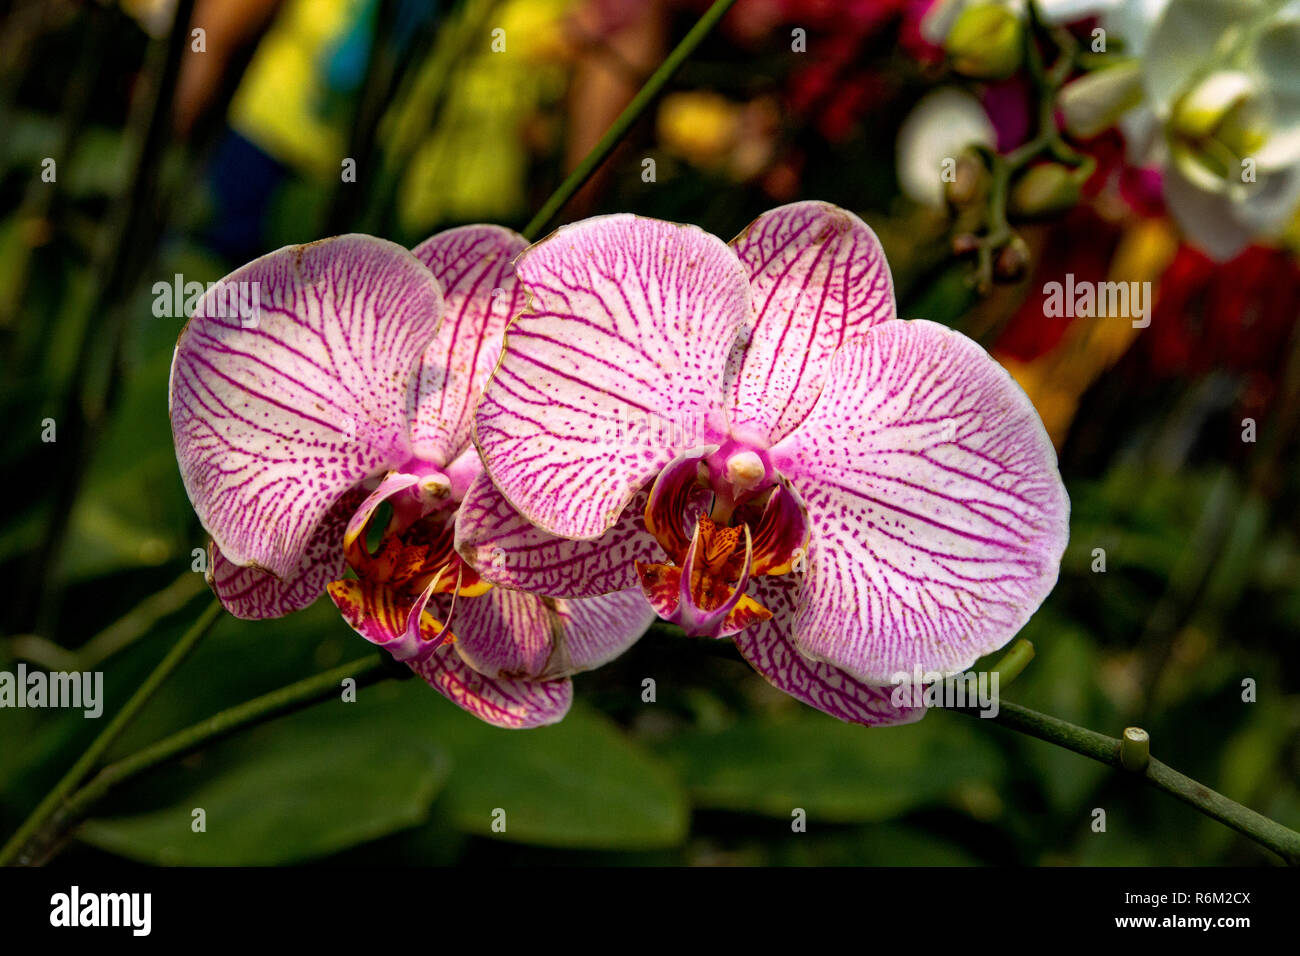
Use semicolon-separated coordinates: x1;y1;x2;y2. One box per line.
945;4;1023;80
1009;163;1081;218
945;153;987;206
1057;61;1144;139
994;235;1030;281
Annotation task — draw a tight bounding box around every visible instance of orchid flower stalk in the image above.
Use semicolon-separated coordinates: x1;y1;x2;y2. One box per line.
460;201;1071;726
169;227;652;728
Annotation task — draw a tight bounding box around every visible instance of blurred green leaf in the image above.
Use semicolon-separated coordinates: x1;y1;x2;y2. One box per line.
431;697;690;850
1010;612;1113;815
654;710;1005;822
78;693;450;865
60;608;690;857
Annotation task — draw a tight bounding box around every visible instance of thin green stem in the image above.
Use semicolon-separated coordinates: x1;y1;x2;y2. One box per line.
520;0;739;241
6;570;208;671
990;638;1036;687
966;3;1093;291
951;700;1300;865
0;597;223;866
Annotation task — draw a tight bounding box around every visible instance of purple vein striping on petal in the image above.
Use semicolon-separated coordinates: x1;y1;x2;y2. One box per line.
474;214;751;540
771;319;1070;683
409;225;528;466
170;235;444;579
725;201;895;447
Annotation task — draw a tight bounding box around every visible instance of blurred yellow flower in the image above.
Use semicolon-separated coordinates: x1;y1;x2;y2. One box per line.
657;91;741;169
228;0;363;179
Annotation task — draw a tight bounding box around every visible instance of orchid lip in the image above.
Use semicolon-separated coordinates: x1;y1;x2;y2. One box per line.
388;569;453;663
676;521;755;637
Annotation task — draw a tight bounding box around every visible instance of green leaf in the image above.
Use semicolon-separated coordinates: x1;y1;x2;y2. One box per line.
77;689;450;865
427;694;689;849
654;710;1005;822
75;640;689;858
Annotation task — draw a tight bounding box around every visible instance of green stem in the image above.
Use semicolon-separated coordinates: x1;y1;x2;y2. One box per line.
0;597;223;866
952;700;1300;865
990;638;1035;687
967;3;1093;291
15;612;1300;867
520;0;738;241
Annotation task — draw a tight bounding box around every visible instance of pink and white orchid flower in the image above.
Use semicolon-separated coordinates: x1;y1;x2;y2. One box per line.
169;227;653;728
459;201;1070;726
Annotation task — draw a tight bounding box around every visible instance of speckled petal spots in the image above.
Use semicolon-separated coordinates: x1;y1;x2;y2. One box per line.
726;202;895;446
771;320;1070;683
454;465;661;599
474;214;749;539
733;576;927;727
556;588;657;671
677;523;755;636
408;648;573;729
409;225;528;465
636;524;772;638
206;485;367;619
169;235;445;580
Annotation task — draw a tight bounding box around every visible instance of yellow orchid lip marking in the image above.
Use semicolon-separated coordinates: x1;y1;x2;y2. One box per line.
637;514;772;637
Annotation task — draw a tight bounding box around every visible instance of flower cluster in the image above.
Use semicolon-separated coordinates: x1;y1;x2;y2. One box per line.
170;202;1070;729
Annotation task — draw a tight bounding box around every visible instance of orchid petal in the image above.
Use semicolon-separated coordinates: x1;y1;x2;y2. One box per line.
733;576;927;727
1142;0;1254;115
771;320;1070;683
454;469;659;598
746;481;811;575
409;648;573;729
206;486;366;619
556;588;657;671
725;202;895;447
409;225;528;466
446;586;654;680
475;214;748;539
169;235;444;580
